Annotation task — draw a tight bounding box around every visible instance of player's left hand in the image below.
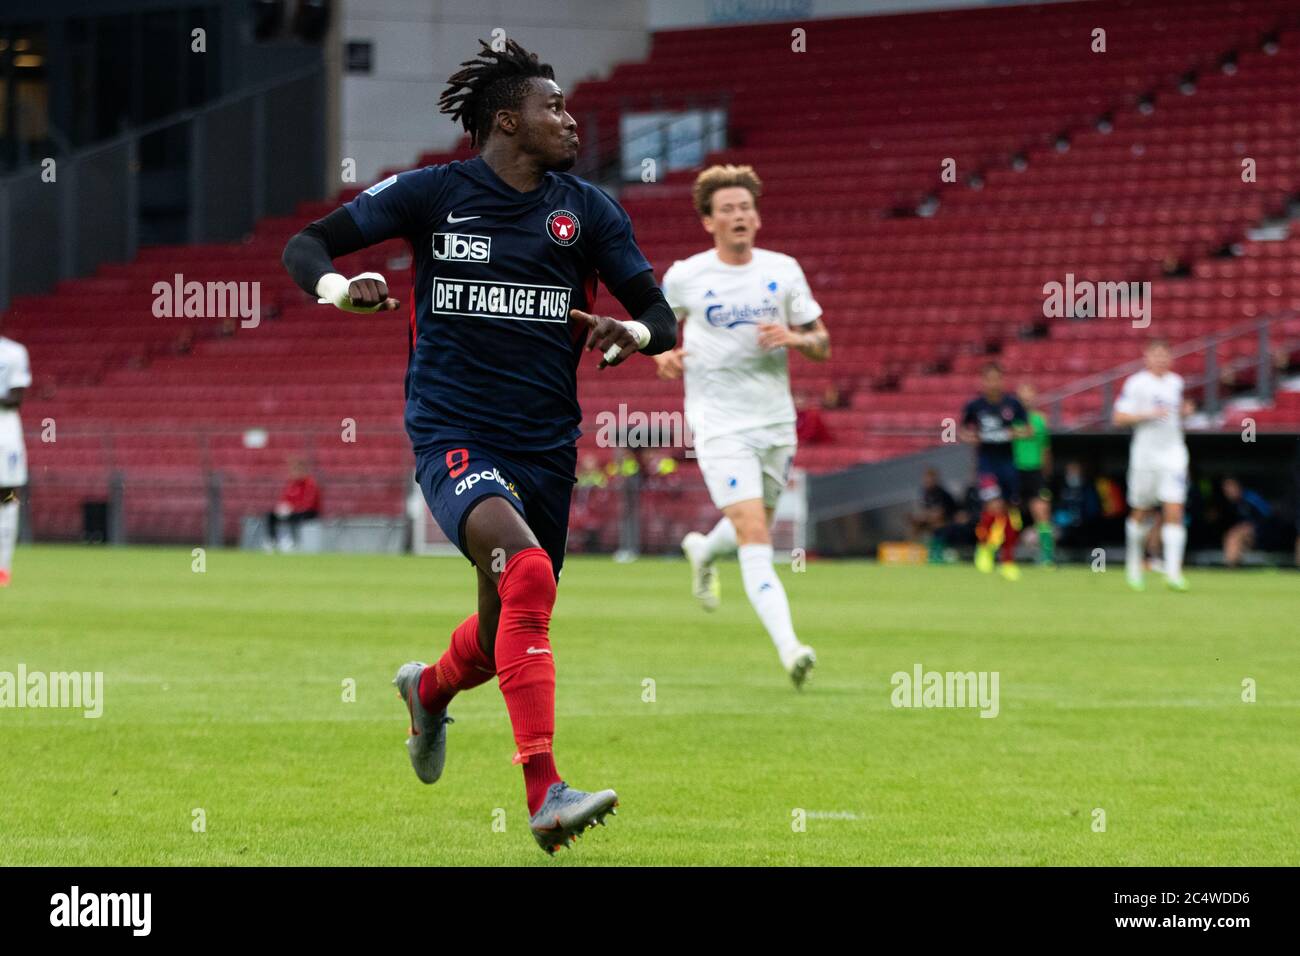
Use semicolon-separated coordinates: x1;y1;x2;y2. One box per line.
757;322;800;350
572;309;641;369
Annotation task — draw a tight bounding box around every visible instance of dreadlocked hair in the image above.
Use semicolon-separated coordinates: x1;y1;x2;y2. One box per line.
439;38;555;148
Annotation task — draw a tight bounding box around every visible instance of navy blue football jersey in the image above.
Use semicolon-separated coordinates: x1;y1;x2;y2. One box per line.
343;157;652;451
961;393;1027;460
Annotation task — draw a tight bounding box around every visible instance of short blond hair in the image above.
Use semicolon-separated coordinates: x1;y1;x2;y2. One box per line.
692;164;762;218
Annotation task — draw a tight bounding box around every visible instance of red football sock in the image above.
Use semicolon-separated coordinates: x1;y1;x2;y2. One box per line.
494;547;562;815
521;751;560;817
1001;518;1020;562
417;614;495;713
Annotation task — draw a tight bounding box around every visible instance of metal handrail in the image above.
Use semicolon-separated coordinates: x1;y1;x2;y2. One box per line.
1040;311;1295;431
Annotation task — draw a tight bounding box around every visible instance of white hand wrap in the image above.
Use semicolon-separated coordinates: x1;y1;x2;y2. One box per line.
603;320;651;364
316;272;389;313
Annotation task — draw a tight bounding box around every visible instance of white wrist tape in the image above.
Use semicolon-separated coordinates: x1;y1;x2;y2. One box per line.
316;272;388;313
603;320;651;364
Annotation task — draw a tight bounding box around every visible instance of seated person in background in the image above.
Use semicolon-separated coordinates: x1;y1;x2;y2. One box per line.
795;392;833;445
266;458;321;552
909;467;957;561
1221;476;1271;567
1053;460;1101;550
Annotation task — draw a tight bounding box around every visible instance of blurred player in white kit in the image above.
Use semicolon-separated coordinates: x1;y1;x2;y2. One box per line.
655;165;830;688
1112;339;1193;592
0;322;31;587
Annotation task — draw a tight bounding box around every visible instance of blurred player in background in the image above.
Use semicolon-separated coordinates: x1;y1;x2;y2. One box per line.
281;39;676;852
0;320;31;587
1112;340;1192;592
656;165;829;689
960;363;1029;580
1014;383;1055;567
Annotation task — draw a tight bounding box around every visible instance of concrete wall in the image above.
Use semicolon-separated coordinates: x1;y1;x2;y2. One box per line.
339;0;649;185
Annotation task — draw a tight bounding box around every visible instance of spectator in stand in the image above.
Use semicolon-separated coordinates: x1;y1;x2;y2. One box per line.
265;458;321;552
795;392;833;445
909;467;957;562
1221;477;1272;567
575;452;607;492
1053;460;1102;551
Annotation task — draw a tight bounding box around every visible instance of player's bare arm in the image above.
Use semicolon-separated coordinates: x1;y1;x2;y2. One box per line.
0;386;22;410
654;348;687;379
1112;408;1162;427
756;318;830;361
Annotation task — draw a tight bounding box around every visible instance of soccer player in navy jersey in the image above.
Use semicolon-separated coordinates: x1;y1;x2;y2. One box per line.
959;363;1031;580
282;39;676;853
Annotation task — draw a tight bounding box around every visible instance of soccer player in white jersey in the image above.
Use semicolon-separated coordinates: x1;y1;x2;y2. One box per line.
655;165;830;688
1112;339;1194;592
0;321;32;587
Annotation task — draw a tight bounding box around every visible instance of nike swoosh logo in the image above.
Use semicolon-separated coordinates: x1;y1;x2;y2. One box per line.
446;212;480;223
525;647;551;655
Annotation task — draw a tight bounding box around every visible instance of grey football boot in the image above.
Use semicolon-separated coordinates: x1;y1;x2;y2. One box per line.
528;782;619;854
392;661;453;784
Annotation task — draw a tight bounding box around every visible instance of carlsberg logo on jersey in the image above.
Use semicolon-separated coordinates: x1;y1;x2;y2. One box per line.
705;301;781;329
432;277;570;323
433;232;491;263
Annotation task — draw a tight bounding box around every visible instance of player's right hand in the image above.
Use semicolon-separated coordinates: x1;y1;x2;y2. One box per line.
654;349;686;380
316;272;401;313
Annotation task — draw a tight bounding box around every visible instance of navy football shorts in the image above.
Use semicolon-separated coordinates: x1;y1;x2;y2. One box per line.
977;455;1021;505
413;439;576;579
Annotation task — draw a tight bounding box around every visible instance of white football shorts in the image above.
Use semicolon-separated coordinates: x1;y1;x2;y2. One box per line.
694;425;796;511
1127;465;1187;509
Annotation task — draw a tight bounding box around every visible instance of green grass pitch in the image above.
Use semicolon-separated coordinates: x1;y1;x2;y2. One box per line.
2;544;1297;866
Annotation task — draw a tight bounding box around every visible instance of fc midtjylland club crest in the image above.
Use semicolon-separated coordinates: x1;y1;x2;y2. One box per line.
546;210;580;246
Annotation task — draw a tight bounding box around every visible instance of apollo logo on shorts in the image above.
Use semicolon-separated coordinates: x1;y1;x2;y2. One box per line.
546;209;580;246
453;467;520;500
433;233;491;263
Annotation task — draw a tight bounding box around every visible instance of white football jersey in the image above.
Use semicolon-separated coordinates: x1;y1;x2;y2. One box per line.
1114;368;1188;471
0;336;31;450
662;248;822;446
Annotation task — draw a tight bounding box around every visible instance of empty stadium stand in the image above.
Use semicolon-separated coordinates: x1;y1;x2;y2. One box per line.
8;0;1300;546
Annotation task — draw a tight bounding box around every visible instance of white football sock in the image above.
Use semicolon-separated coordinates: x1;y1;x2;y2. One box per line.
1162;522;1186;581
1125;517;1150;581
0;499;18;572
738;543;800;662
701;516;738;562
